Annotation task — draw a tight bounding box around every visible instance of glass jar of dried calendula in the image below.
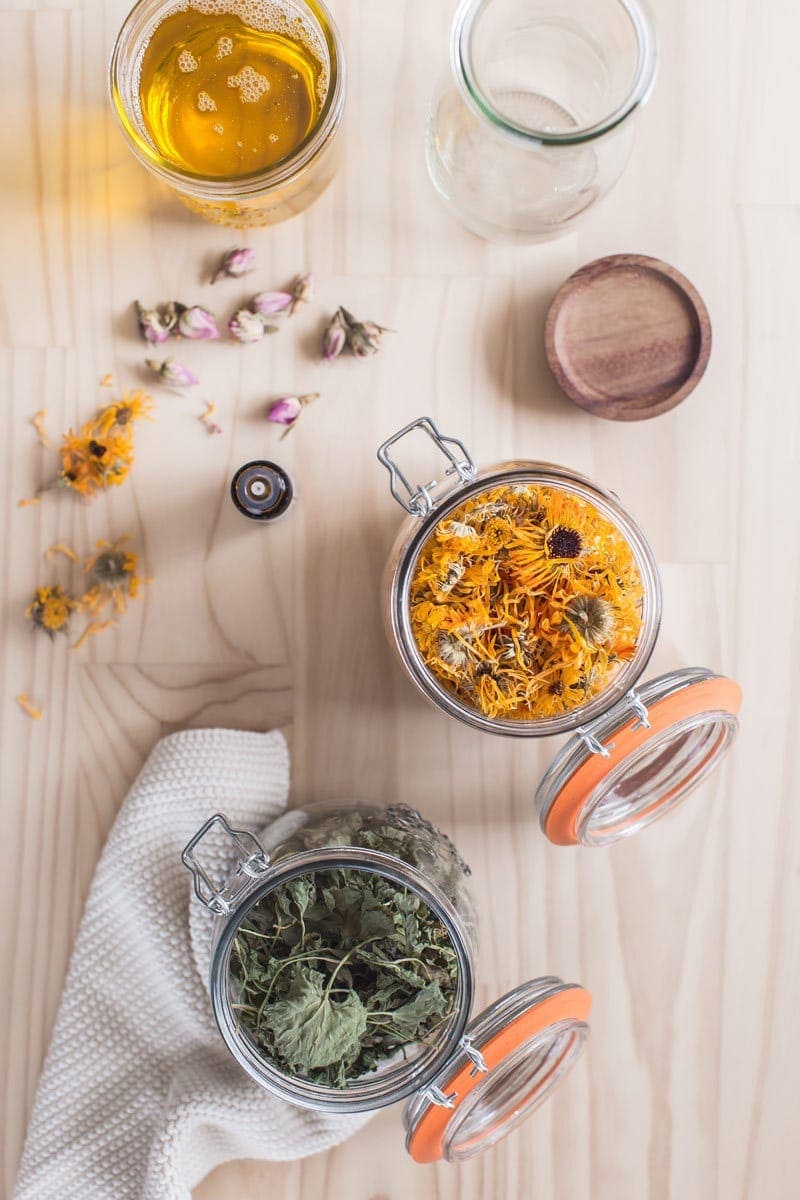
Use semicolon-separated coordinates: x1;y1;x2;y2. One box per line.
183;804;590;1161
378;417;743;846
110;0;345;227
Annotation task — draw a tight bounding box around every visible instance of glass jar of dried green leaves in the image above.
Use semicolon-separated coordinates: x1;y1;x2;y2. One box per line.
183;803;591;1163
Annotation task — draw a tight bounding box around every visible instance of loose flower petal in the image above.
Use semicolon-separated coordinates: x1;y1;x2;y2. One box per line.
31;409;49;447
16;694;43;720
212;246;255;283
199;401;223;435
178;305;220;340
229;308;267;343
251;290;293;317
45;542;78;562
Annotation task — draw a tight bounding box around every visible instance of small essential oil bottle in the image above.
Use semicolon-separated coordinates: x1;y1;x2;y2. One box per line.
230;461;295;522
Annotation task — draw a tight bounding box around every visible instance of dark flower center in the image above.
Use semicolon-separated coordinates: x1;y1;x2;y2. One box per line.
546;525;583;560
88;439;107;458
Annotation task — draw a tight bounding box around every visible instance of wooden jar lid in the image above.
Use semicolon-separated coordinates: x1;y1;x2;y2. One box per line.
544;254;712;421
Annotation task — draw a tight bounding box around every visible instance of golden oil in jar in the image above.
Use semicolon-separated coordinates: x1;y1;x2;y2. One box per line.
137;1;328;179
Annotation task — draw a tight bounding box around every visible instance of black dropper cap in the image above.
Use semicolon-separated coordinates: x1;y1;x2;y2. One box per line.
230;460;294;521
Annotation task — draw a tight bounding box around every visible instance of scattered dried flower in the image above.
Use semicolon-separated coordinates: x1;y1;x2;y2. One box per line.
31;410;49;447
212;246;255;283
289;272;314;314
146;358;199;388
73;538;147;648
26;585;80;637
229;308;268;343
135;301;176;344
251;290;293;318
267;392;318;438
100;373;115;388
178;305;220;341
341;308;392;358
199;401;222;435
16;694;43;720
54;391;153;498
324;307;393;360
321;309;347;362
18;497;41;508
45;542;78;562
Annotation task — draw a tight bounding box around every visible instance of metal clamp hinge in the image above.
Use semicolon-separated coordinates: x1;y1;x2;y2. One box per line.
625;688;651;730
575;726;614;758
181;813;270;914
422;1084;458;1109
377;416;476;517
459;1034;489;1076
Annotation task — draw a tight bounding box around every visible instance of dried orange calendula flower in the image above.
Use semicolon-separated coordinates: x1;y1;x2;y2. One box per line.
55;391;153;498
74;537;148;647
26;585;80;638
409;483;644;721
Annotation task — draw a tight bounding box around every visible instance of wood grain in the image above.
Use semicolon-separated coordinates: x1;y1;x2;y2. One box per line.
1;0;798;1198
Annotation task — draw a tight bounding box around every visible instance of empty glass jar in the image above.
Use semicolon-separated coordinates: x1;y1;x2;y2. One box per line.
378;417;742;846
426;0;659;241
183;804;591;1161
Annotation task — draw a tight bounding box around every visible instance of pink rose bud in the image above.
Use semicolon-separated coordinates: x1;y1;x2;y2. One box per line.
321;309;347;362
145;358;199;387
178;305;220;340
135;302;172;344
212;246;255;283
267;394;303;426
229;309;266;343
251;290;293;317
267;392;319;437
289;272;314;314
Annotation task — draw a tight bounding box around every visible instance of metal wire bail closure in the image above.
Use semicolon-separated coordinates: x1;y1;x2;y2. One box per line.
181;813;270;915
377;416;477;516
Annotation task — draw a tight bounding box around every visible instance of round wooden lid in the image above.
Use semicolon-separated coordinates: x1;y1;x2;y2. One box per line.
544;254;712;421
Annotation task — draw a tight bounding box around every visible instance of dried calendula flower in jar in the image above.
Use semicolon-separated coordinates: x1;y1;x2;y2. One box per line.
409;483;644;721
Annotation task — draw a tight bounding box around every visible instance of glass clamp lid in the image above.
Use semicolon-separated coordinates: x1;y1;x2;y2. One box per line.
535;668;743;847
403;977;590;1164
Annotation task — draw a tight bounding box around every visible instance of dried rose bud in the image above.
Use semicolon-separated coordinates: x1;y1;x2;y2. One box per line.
178;305;220;340
251;290;293;317
321;309;347;362
267;392;318;437
145;358;199;388
289;272;314;314
341;307;391;358
135;302;172;344
229;309;267;344
212;246;255;283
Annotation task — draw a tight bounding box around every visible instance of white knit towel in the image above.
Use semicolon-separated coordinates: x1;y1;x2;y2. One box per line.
13;728;370;1200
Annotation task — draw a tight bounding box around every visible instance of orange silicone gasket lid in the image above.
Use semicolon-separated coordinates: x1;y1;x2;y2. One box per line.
407;985;591;1164
543;676;743;846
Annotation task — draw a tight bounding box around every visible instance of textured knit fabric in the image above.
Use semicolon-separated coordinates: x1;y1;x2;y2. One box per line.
14;728;370;1200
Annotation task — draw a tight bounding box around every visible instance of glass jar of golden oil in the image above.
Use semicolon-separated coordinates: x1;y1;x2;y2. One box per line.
110;0;344;227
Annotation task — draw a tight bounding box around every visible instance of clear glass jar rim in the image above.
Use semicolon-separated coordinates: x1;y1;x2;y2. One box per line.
451;0;659;147
108;0;346;198
208;844;476;1113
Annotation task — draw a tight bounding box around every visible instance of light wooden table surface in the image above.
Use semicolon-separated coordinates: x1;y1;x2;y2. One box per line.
2;0;798;1197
